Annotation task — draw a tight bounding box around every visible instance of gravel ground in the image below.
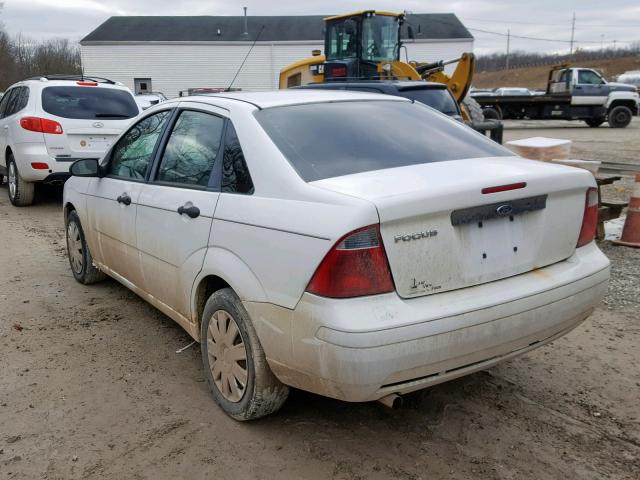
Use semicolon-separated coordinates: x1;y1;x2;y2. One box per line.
1;120;639;479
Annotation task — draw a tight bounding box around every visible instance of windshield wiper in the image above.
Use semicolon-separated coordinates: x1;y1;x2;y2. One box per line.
95;113;131;118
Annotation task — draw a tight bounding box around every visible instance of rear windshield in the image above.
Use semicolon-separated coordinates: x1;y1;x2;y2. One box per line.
255;100;510;182
403;88;459;115
42;86;139;120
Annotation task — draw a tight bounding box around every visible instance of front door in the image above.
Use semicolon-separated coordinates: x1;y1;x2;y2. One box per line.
136;104;226;320
572;69;607;105
86;109;172;287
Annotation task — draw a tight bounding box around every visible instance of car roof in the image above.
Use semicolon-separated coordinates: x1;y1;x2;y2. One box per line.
299;80;446;91
196;89;410;109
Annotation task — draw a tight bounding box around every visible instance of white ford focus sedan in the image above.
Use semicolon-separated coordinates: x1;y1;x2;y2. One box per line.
63;90;610;420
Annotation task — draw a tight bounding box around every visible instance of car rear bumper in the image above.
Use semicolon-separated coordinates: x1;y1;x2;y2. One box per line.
10;143;93;182
245;242;610;402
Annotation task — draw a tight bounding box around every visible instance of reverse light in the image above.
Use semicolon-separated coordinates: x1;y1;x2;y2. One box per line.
577;187;599;247
306;225;395;298
20;117;63;134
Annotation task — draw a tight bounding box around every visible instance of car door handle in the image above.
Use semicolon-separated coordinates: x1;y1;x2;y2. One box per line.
177;204;200;218
116;193;131;206
3;125;8;129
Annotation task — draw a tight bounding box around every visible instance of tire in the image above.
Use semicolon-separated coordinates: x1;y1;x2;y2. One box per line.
201;288;289;421
585;118;604;128
65;210;106;284
7;155;35;206
461;96;485;123
608;105;632;128
482;107;502;121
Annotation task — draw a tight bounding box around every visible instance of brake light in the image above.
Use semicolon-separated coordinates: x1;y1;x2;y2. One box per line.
577;187;599;247
20;117;63;134
76;81;97;86
30;162;49;169
482;182;527;194
306;225;395;298
331;66;347;77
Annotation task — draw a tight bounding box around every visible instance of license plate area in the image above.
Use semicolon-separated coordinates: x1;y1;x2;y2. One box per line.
450;194;547;226
72;135;113;151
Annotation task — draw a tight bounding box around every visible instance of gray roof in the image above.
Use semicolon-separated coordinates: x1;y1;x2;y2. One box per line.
81;14;472;44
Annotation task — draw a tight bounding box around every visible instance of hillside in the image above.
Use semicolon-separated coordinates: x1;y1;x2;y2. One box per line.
473;55;640;89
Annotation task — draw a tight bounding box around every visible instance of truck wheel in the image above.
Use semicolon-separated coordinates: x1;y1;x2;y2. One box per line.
201;288;289;421
608;106;632;128
482;107;502;121
585;118;604;128
461;96;485;123
7;155;35;206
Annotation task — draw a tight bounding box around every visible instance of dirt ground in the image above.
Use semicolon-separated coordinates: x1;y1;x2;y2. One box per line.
1;120;639;479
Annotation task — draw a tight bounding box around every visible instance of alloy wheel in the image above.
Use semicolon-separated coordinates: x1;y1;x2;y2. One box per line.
207;309;248;402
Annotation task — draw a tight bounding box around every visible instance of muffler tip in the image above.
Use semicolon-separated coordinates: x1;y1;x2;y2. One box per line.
378;393;403;409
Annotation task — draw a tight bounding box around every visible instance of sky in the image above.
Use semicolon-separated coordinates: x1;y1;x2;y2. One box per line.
2;0;639;55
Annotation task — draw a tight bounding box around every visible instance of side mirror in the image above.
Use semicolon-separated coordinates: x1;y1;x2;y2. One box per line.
407;25;415;39
344;19;356;35
70;158;100;177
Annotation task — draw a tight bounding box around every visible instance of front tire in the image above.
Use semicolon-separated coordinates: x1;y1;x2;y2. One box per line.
7;156;35;206
65;210;106;284
608;105;632;128
201;288;289;421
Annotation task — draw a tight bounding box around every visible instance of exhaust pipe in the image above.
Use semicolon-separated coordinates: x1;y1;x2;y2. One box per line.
378;393;403;409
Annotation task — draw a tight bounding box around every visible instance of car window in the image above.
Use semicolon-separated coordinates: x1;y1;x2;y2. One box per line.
108;110;171;180
155;110;224;187
2;88;22;118
222;123;253;194
403;88;459;115
578;70;604;85
14;87;29;113
42;86;139;120
0;88;16;118
255;100;511;182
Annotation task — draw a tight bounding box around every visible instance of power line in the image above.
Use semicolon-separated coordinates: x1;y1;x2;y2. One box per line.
467;26;635;45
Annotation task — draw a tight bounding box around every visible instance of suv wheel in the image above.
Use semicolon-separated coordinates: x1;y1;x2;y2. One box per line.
608;105;632;128
7;156;35;206
65;210;106;284
201;288;289;421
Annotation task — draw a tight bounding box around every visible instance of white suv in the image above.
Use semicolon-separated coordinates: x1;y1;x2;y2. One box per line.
0;75;139;206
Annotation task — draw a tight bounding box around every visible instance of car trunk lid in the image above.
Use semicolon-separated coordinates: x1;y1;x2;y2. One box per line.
312;157;594;299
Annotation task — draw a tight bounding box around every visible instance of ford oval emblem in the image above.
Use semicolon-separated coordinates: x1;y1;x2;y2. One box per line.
496;204;513;216
93;121;104;128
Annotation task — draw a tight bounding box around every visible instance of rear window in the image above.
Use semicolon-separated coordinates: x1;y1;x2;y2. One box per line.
402;88;459;115
255;100;510;182
42;86;139;120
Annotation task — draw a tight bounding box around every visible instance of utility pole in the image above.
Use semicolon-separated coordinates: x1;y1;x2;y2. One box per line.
601;34;604;50
569;12;575;55
506;29;510;70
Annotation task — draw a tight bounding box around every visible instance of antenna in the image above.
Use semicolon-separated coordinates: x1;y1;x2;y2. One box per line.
226;24;265;92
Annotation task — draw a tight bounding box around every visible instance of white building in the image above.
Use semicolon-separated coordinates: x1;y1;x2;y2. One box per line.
80;14;473;98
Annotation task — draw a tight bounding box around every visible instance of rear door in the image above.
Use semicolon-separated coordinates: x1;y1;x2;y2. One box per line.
86;109;172;286
39;84;139;163
136;103;226;319
0;88;18;167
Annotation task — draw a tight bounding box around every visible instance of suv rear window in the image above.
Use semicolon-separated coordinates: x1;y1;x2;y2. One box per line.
255;100;510;182
42;86;139;120
403;88;459;115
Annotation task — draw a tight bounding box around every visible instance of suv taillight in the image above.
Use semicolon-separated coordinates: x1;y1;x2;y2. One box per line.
306;225;395;298
20;117;63;134
577;187;599;247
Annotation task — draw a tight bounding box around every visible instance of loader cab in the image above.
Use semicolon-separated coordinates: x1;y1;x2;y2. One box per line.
324;11;402;82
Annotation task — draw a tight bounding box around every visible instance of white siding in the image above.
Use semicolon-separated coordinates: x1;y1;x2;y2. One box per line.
81;40;473;98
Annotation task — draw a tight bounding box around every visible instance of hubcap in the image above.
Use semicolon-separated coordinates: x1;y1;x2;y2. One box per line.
67;221;84;274
207;310;248;403
8;162;16;199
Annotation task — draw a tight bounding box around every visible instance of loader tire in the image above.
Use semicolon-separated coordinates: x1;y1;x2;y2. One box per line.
461;96;485;123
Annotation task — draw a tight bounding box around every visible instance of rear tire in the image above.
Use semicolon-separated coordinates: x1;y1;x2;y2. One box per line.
201;288;289;421
482;107;502;121
608;105;632;128
65;210;106;284
7;156;35;206
585;118;604;128
461;96;485;123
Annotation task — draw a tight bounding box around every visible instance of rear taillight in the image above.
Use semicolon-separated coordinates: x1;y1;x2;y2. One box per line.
577;187;599;247
306;225;395;298
20;117;63;134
